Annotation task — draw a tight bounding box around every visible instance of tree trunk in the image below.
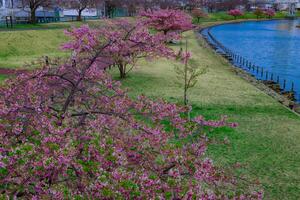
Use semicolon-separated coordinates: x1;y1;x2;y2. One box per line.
77;10;83;21
118;64;126;79
184;40;188;105
184;86;187;105
30;8;37;24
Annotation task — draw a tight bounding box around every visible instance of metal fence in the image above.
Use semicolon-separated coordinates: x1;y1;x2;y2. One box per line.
0;16;102;27
202;27;299;102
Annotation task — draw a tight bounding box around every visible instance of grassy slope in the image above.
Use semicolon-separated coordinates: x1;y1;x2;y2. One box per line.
0;20;108;69
112;32;300;199
0;29;68;68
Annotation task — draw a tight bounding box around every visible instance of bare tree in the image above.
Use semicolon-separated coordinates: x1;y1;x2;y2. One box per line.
61;0;103;21
21;0;53;23
175;40;207;105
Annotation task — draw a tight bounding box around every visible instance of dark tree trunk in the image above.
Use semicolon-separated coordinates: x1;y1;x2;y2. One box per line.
118;64;126;79
77;9;83;21
30;8;37;24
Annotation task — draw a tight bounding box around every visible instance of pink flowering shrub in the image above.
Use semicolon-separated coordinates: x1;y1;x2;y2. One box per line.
140;9;194;36
264;9;275;19
0;25;262;199
228;9;243;19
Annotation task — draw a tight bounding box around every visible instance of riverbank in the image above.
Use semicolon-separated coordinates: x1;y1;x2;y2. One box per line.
195;10;300;25
199;19;300;115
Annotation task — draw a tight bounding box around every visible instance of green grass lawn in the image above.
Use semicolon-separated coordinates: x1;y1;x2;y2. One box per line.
0;74;8;82
0;20;109;68
0;19;300;199
110;32;300;199
0;29;68;68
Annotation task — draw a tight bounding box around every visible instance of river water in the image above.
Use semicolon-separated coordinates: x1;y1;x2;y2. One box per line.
208;19;300;101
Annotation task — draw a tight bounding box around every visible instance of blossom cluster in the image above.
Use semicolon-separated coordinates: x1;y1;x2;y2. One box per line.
140;9;194;35
228;9;244;18
264;9;275;18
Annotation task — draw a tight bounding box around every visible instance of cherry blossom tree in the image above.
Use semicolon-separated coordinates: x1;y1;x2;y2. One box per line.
140;9;194;35
0;24;264;199
264;8;275;19
63;19;174;78
228;9;243;19
191;8;208;23
104;19;175;78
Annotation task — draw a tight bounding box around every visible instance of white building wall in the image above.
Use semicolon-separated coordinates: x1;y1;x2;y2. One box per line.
0;0;25;19
62;9;99;17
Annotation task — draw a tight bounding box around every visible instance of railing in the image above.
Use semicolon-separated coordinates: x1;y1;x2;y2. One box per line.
0;16;101;27
202;27;299;102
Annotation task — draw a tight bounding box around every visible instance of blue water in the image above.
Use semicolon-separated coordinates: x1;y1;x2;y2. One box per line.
209;19;300;100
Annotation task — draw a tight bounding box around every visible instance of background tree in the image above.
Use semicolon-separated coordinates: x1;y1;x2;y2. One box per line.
104;0;119;18
89;19;174;78
61;0;103;21
264;8;275;19
253;8;264;19
127;3;137;16
140;9;194;35
191;8;208;23
187;0;208;10
20;0;53;23
228;9;243;19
